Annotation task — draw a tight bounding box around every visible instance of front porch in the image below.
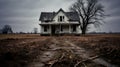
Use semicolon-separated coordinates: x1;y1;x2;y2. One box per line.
40;24;80;35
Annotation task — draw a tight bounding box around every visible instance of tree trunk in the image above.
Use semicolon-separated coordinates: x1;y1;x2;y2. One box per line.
81;29;86;34
81;27;87;35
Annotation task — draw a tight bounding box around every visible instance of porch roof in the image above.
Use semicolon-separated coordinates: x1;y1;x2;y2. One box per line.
39;22;79;25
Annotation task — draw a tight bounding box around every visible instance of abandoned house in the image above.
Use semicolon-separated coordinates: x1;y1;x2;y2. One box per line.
39;8;80;35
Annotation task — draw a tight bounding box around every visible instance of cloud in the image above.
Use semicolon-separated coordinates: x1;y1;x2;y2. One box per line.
0;0;120;32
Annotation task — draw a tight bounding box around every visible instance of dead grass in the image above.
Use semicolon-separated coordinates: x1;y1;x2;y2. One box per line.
0;34;45;39
0;34;120;67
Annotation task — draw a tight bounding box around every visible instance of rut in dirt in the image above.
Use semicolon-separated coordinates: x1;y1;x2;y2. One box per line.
27;37;118;67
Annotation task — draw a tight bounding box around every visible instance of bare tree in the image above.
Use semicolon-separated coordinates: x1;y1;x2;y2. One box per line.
2;25;13;34
70;0;105;34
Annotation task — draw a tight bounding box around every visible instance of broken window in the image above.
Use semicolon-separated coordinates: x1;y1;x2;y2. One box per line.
58;16;64;22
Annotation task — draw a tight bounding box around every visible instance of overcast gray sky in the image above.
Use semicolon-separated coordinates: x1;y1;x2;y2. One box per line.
0;0;120;33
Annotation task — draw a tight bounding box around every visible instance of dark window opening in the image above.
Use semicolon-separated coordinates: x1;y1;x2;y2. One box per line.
61;26;63;31
44;26;48;32
60;16;62;22
72;25;76;32
58;16;64;22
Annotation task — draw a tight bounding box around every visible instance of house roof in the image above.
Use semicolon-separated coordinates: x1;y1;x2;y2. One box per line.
39;8;80;22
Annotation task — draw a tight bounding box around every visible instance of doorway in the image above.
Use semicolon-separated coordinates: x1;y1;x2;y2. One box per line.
51;26;56;35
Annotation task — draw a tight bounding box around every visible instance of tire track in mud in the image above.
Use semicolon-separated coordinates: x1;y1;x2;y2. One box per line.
27;37;61;67
64;40;118;67
27;37;118;67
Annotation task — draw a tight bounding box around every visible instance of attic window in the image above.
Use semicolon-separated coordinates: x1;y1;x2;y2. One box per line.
58;16;64;22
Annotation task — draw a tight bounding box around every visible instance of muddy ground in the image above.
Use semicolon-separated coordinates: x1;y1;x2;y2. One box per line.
0;34;120;67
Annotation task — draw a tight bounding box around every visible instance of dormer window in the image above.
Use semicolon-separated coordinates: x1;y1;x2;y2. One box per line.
58;16;64;22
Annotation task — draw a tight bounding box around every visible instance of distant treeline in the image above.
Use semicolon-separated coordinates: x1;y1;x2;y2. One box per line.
0;25;38;34
88;32;120;34
0;25;13;34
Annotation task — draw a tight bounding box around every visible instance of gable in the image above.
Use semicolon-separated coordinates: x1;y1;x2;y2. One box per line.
53;11;69;22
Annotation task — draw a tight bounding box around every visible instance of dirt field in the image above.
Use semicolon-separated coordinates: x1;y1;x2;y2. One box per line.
0;34;120;67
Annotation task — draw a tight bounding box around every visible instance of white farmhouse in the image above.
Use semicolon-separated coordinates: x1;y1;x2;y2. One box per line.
39;8;80;35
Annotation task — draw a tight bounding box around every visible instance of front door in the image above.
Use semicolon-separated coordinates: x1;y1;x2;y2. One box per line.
51;26;56;35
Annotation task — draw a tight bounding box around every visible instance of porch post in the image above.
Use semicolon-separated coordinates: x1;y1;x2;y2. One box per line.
49;25;51;36
60;24;61;34
40;25;42;35
69;25;71;34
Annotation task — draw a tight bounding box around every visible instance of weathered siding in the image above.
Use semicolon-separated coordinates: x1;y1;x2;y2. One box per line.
60;25;69;33
41;25;79;34
41;25;51;34
40;10;80;35
53;11;69;23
